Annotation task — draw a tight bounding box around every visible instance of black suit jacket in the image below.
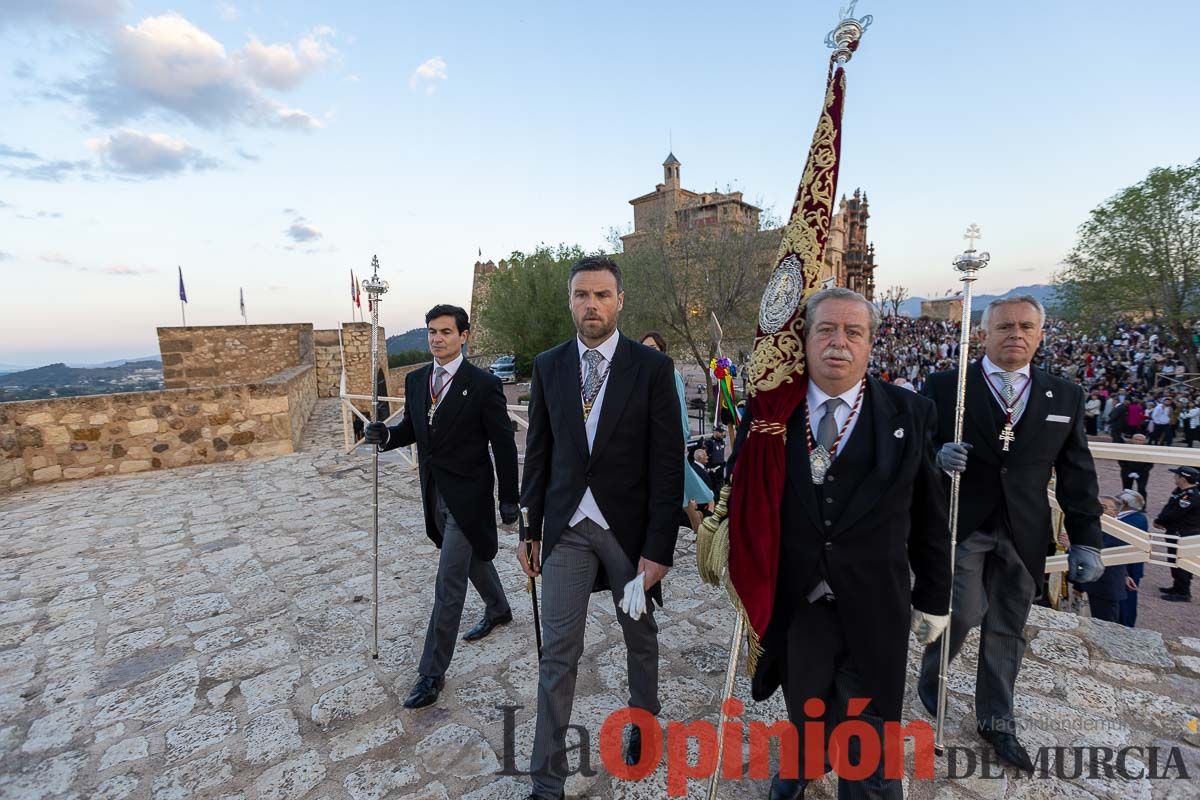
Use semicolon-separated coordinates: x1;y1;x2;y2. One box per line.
380;359;519;561
520;333;684;601
733;378;951;721
923;363;1103;580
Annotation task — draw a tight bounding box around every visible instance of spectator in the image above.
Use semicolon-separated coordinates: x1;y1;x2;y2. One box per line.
1149;397;1172;445
1117;433;1153;503
1182;398;1200;447
1079;496;1129;623
1085;390;1102;436
1111;489;1148;627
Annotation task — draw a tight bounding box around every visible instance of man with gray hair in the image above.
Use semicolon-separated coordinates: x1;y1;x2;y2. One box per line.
918;295;1105;771
730;286;951;800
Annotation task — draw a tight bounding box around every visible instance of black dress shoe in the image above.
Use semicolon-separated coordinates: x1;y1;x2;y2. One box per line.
403;675;444;709
768;773;805;800
977;726;1034;771
1160;585;1182;594
463;610;513;642
624;724;642;766
1163;592;1192;602
917;678;937;718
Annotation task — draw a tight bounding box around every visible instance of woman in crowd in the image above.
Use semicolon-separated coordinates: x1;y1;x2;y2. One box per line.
1113;490;1148;627
640;331;713;531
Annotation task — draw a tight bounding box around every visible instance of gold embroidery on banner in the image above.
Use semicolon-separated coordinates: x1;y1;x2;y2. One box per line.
748;69;844;397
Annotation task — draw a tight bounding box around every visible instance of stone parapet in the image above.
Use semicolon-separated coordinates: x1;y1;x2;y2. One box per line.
156;324;315;390
0;365;317;493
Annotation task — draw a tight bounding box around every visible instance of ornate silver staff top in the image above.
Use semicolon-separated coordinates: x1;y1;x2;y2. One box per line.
952;224;990;279
362;254;389;300
825;0;873;64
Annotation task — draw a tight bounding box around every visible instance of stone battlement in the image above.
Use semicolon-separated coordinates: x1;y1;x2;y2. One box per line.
0;365;316;494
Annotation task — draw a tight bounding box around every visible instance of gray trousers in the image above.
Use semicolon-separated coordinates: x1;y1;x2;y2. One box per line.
417;491;510;678
919;526;1036;733
530;518;660;799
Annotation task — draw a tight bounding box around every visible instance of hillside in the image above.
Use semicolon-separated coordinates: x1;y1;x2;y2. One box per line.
897;284;1059;317
386;327;427;354
0;359;164;400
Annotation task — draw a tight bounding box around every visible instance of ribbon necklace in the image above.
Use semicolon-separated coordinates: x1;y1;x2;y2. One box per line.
804;377;867;485
982;370;1032;452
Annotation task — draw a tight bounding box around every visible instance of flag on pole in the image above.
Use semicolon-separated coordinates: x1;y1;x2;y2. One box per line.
353;270;361;309
178;266;187;303
239;287;246;320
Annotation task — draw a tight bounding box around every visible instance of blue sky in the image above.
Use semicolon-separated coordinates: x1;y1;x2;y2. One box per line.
1;0;1198;366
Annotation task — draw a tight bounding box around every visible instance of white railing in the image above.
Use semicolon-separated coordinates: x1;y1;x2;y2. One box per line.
1047;440;1200;577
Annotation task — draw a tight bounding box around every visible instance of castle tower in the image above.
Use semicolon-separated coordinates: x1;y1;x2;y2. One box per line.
663;152;681;189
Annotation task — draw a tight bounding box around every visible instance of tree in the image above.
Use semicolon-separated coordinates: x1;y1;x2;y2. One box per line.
613;209;780;394
475;244;589;375
1053;160;1200;371
877;285;910;318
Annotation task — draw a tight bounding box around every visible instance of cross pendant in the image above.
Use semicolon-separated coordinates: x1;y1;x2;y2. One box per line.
999;423;1015;452
427;406;436;425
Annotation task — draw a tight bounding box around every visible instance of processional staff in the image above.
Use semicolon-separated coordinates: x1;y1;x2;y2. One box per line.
934;226;990;753
362;256;389;659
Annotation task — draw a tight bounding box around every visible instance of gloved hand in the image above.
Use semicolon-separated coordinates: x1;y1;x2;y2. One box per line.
936;442;972;474
620;572;647;621
363;422;388;446
910;608;950;645
499;502;519;525
1068;544;1105;583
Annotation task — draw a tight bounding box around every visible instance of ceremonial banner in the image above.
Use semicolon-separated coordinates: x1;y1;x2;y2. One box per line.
725;41;856;668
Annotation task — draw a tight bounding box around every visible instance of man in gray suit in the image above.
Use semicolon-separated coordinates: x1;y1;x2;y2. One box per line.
518;257;684;800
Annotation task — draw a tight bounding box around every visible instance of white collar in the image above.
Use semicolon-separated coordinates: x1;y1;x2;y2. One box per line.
982;354;1031;379
432;351;464;377
807;376;865;413
577;330;620;363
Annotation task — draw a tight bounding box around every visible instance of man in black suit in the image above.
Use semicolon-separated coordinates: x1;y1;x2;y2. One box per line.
918;296;1105;770
518;256;683;800
733;287;951;800
364;304;519;709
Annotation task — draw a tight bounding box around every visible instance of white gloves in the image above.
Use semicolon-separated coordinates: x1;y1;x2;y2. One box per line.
911;608;950;645
620;572;647;621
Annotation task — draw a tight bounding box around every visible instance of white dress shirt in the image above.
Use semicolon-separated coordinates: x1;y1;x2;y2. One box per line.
982;355;1031;423
570;330;620;530
430;351;464;412
806;378;866;451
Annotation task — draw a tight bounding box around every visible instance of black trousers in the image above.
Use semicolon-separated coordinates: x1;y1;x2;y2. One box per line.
779;599;902;800
1168;533;1194;596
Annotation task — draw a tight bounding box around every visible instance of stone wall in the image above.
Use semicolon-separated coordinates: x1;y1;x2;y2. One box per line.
340;323;390;415
313;329;342;399
157;324;315;390
0;365;317;493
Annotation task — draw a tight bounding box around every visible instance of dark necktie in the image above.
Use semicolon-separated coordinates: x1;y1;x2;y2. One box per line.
432;366;447;406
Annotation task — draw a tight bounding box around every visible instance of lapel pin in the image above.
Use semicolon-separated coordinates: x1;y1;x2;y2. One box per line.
462;389;468;396
894;428;905;438
1045;390;1053;398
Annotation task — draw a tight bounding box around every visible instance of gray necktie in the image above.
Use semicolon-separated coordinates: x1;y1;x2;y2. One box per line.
581;350;607;406
432;366;447;406
816;398;843;452
997;371;1018;406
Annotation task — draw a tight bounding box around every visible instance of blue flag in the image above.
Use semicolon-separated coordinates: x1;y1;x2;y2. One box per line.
178;266;188;303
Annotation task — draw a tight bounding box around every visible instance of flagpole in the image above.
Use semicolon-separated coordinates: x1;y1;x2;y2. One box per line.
181;300;186;327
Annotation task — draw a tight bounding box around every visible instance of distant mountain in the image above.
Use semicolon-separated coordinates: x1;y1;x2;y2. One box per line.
386;327;427;354
897;284;1059;318
67;355;161;368
0;360;163;389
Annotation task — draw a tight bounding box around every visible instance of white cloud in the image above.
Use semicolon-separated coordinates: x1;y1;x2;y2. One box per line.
0;251;12;261
103;264;155;275
409;56;447;95
69;13;331;130
41;252;72;264
285;217;322;243
216;2;238;22
87;128;218;176
238;28;335;91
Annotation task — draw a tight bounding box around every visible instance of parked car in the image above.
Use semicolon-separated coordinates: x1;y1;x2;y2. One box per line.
490;355;517;383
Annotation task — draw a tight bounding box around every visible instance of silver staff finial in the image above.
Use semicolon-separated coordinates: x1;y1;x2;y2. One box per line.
954;225;989;277
825;0;873;64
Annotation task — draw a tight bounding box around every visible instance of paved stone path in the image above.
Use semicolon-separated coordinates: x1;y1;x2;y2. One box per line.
1;399;1198;799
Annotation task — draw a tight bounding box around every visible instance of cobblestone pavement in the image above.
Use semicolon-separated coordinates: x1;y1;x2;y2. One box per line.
1;399;1199;799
